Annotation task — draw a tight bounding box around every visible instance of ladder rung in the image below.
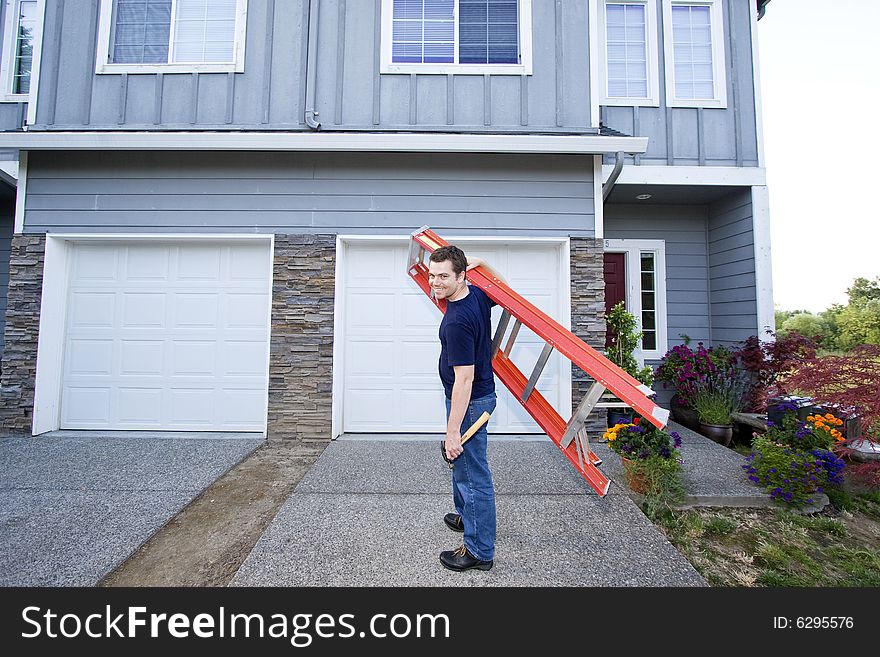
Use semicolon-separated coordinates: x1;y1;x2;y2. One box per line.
560;381;606;448
491;309;512;356
521;343;554;403
504;319;522;356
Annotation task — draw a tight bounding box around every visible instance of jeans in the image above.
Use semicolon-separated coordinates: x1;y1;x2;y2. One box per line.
444;392;497;561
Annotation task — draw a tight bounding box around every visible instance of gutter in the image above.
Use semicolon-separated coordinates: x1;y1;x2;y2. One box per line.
304;0;322;130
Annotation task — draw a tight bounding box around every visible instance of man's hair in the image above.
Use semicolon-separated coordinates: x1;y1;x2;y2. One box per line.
429;245;468;276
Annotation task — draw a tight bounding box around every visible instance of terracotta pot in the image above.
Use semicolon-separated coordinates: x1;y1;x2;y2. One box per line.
621;457;649;494
699;422;733;447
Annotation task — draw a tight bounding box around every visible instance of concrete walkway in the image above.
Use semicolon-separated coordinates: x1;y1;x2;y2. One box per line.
0;431;262;586
231;431;709;587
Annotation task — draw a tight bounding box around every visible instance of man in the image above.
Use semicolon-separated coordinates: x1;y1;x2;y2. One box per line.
427;245;506;572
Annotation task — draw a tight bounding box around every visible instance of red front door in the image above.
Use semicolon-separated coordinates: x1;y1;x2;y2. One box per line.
603;253;626;347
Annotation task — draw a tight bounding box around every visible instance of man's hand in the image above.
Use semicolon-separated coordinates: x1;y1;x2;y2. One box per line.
466;257;483;272
445;431;463;461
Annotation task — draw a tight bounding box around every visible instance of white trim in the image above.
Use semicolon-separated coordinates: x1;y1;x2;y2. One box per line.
598;0;661;107
32;234;70;434
379;0;533;75
588;0;600;126
749;0;764;168
31;232;274;436
332;233;571;437
561;237;573;418
262;233;275;439
1;0;42;103
24;0;44;123
13;149;25;233
0;131;650;154
0;158;17;183
751;185;774;340
95;0;248;75
593;154;604;239
601;164;765;186
661;0;727;109
602;238;668;361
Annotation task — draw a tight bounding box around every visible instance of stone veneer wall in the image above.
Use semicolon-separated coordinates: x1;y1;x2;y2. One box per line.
0;234;45;433
267;234;336;442
569;237;608;438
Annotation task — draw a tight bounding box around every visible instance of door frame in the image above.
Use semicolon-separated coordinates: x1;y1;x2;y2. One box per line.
32;233;275;435
332;234;572;439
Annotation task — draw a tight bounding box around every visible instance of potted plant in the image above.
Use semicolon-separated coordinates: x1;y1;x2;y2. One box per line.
604;301;653;427
603;417;683;495
689;365;748;446
654;340;735;428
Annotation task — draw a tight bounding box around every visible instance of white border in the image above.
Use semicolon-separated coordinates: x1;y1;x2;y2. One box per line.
331;233;571;439
24;0;43;123
749;0;764;167
601;163;765;186
603;238;668;361
661;0;727;108
31;233;274;436
751;185;774;339
94;0;248;74
0;131;650;154
379;0;533;75
0;0;43;103
598;0;661;107
12;148;25;233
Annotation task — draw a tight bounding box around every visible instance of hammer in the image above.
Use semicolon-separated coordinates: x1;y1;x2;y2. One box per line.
440;411;492;469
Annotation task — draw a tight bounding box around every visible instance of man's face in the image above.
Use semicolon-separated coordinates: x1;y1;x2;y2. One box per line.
428;259;465;301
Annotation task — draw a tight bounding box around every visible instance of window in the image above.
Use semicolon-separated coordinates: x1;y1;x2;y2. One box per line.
599;0;660;106
1;0;39;100
604;239;667;361
661;0;727;108
381;0;533;74
95;0;247;73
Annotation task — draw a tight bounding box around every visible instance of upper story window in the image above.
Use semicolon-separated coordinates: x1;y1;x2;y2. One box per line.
599;0;660;106
1;0;40;101
95;0;247;74
380;0;533;75
662;0;727;108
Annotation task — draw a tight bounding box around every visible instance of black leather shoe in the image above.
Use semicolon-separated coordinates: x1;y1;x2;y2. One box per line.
443;513;464;532
440;545;493;572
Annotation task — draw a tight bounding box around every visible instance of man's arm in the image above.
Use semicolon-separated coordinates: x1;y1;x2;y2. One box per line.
445;364;474;460
466;257;507;285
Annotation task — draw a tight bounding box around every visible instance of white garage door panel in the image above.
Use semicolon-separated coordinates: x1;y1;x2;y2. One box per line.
342;242;567;434
60;242;271;431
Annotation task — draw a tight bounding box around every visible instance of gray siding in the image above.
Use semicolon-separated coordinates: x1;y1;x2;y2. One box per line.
0;196;13;358
708;187;756;345
0;0;28;132
602;0;759;167
23;150;595;236
604;203;711;351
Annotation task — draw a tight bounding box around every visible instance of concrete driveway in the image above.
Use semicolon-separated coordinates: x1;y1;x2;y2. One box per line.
231;437;707;587
0;431;262;586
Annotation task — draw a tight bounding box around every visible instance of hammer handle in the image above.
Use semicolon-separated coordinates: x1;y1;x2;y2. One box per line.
460;411;491;445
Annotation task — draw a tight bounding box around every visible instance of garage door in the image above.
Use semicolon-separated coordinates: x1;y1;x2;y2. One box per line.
342;241;568;433
60;241;272;431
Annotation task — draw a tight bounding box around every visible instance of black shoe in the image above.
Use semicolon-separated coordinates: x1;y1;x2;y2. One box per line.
443;513;464;532
440;545;493;572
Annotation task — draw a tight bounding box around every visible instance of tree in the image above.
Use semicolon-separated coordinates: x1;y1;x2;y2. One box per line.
779;312;831;344
835;299;880;350
846;276;880;305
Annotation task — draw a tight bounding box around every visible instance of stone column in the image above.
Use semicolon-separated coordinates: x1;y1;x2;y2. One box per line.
267;234;336;442
0;234;46;434
569;237;608;437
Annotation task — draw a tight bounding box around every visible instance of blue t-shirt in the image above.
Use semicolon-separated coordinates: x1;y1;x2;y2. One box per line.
439;285;496;401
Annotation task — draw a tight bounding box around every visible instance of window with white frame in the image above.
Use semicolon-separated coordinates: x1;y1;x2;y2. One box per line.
95;0;247;74
604;239;667;361
599;0;659;106
661;0;727;108
381;0;533;75
1;0;39;99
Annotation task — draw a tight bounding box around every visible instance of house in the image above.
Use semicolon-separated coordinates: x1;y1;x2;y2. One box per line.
0;0;774;441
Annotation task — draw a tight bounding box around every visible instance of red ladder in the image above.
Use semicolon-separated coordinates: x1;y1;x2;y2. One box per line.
408;226;670;496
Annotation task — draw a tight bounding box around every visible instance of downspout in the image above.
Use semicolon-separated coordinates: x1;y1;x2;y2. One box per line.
304;0;322;130
602;151;625;201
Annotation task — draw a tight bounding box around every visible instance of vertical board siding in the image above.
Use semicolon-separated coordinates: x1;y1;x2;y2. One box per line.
601;0;759;167
708;187;756;345
23;151;596;236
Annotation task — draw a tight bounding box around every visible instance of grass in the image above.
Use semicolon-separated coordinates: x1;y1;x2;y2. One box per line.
651;491;880;586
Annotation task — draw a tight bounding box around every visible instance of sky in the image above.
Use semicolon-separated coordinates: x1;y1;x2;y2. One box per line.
758;0;880;313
